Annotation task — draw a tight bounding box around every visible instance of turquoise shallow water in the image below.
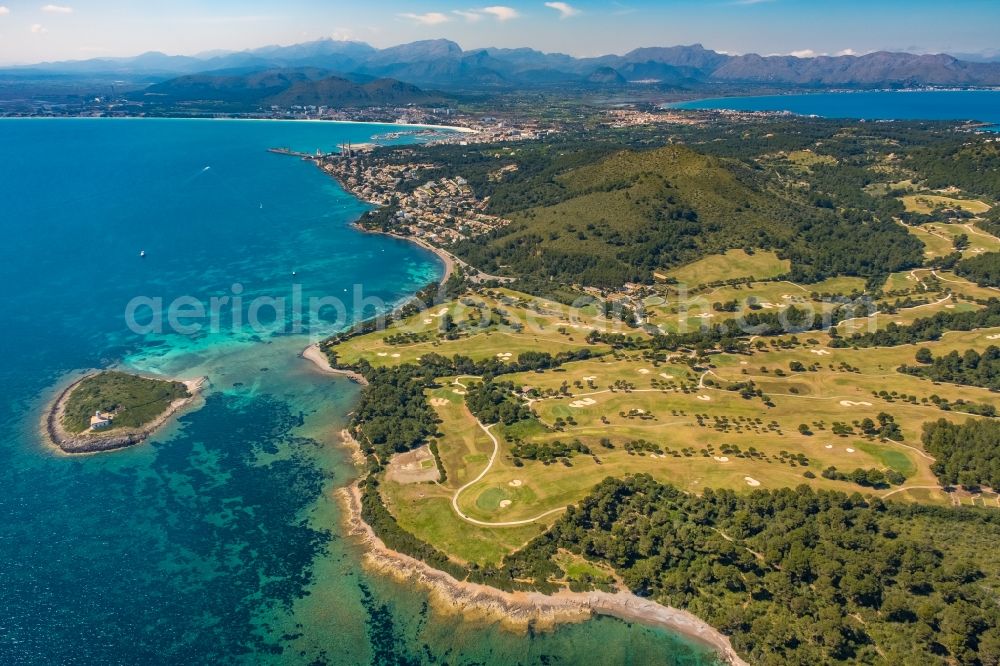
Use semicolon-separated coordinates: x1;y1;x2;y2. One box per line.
0;119;717;664
672;89;1000;129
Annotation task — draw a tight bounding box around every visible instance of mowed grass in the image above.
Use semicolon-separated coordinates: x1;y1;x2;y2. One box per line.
328;291;612;369
900;194;991;215
920;222;1000;257
806;276;868;296
647;275;865;334
648;280;814;332
904;223;958;259
455;326;1000;526
382;381;545;565
380;482;544;565
424;383;493;488
361;286;1000;563
664;249;790;288
835;296;982;337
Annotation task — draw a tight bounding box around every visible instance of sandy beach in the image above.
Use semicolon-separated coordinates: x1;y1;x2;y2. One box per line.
301;344;370;385
338;482;748;666
43;374;207;455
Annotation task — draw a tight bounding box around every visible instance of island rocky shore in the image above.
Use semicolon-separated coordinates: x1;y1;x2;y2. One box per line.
44;374;206;454
337;481;749;666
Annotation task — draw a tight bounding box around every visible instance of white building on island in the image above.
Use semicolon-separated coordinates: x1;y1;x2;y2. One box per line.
89;410;113;430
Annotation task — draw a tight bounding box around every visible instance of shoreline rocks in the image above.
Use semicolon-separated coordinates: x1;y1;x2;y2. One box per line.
43;374;206;455
336;481;748;666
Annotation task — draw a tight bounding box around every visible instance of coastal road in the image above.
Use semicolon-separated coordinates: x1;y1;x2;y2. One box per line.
450;420;566;527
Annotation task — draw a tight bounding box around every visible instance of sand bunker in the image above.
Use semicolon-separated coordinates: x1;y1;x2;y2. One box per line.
744;477;761;487
697;395;712;401
496;352;514;360
423;318;433;324
713;456;730;462
810;349;831;356
782;294;793;300
391;353;401;358
946;304;956;309
839;400;872;407
429;398;450;407
659;373;671;379
582;375;597;381
498;500;512;509
570;397;598;408
452;389;467;396
637;368;651;375
376;352;388;357
987;334;1000;340
429;308;448;318
846;448;855;453
508;479;523;487
695;313;715;319
825;444;833;449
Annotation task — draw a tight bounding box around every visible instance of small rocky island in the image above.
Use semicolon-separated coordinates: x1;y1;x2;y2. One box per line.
46;370;204;454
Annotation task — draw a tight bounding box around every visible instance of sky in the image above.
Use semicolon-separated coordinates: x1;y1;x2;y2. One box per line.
0;0;998;65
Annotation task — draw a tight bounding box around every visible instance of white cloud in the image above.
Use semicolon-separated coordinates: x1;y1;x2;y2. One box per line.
452;6;519;22
544;2;580;18
30;23;47;33
481;6;519;21
0;6;9;16
453;9;484;22
789;49;816;58
398;11;450;26
41;4;72;13
836;48;858;56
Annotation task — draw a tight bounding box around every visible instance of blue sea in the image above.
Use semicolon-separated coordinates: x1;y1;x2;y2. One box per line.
672;89;1000;129
0;118;716;665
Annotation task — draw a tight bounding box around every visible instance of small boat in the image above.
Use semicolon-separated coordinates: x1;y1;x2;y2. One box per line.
292;271;297;277
140;250;146;258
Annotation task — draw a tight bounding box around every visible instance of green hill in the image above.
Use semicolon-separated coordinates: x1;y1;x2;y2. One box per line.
132;68;445;110
452;145;922;289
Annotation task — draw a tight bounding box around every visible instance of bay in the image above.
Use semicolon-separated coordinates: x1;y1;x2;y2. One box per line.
0;118;717;665
671;89;1000;129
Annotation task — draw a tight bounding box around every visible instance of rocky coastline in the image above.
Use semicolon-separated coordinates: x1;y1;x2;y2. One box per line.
43;374;206;455
337;481;748;666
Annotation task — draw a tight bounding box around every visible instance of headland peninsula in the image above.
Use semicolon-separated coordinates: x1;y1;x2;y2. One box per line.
297;106;1000;664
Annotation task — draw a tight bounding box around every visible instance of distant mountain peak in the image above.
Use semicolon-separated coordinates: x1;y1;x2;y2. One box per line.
6;39;1000;90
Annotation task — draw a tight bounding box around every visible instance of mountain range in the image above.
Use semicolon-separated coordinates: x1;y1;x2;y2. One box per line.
131;68;445;108
7;38;1000;90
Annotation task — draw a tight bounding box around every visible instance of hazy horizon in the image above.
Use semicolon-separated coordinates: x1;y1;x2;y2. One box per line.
0;0;998;67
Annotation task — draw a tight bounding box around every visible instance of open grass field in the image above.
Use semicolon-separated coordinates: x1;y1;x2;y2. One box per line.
900;193;991;215
904;223;960;259
835;294;982;337
380;480;544;565
805;275;868;296
646;279;850;334
881;267;999;302
355;281;1000;563
663;249;790;288
327;290;614;368
920;222;1000;257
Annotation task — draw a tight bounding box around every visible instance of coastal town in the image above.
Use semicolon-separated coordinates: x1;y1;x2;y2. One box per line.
317;149;512;245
